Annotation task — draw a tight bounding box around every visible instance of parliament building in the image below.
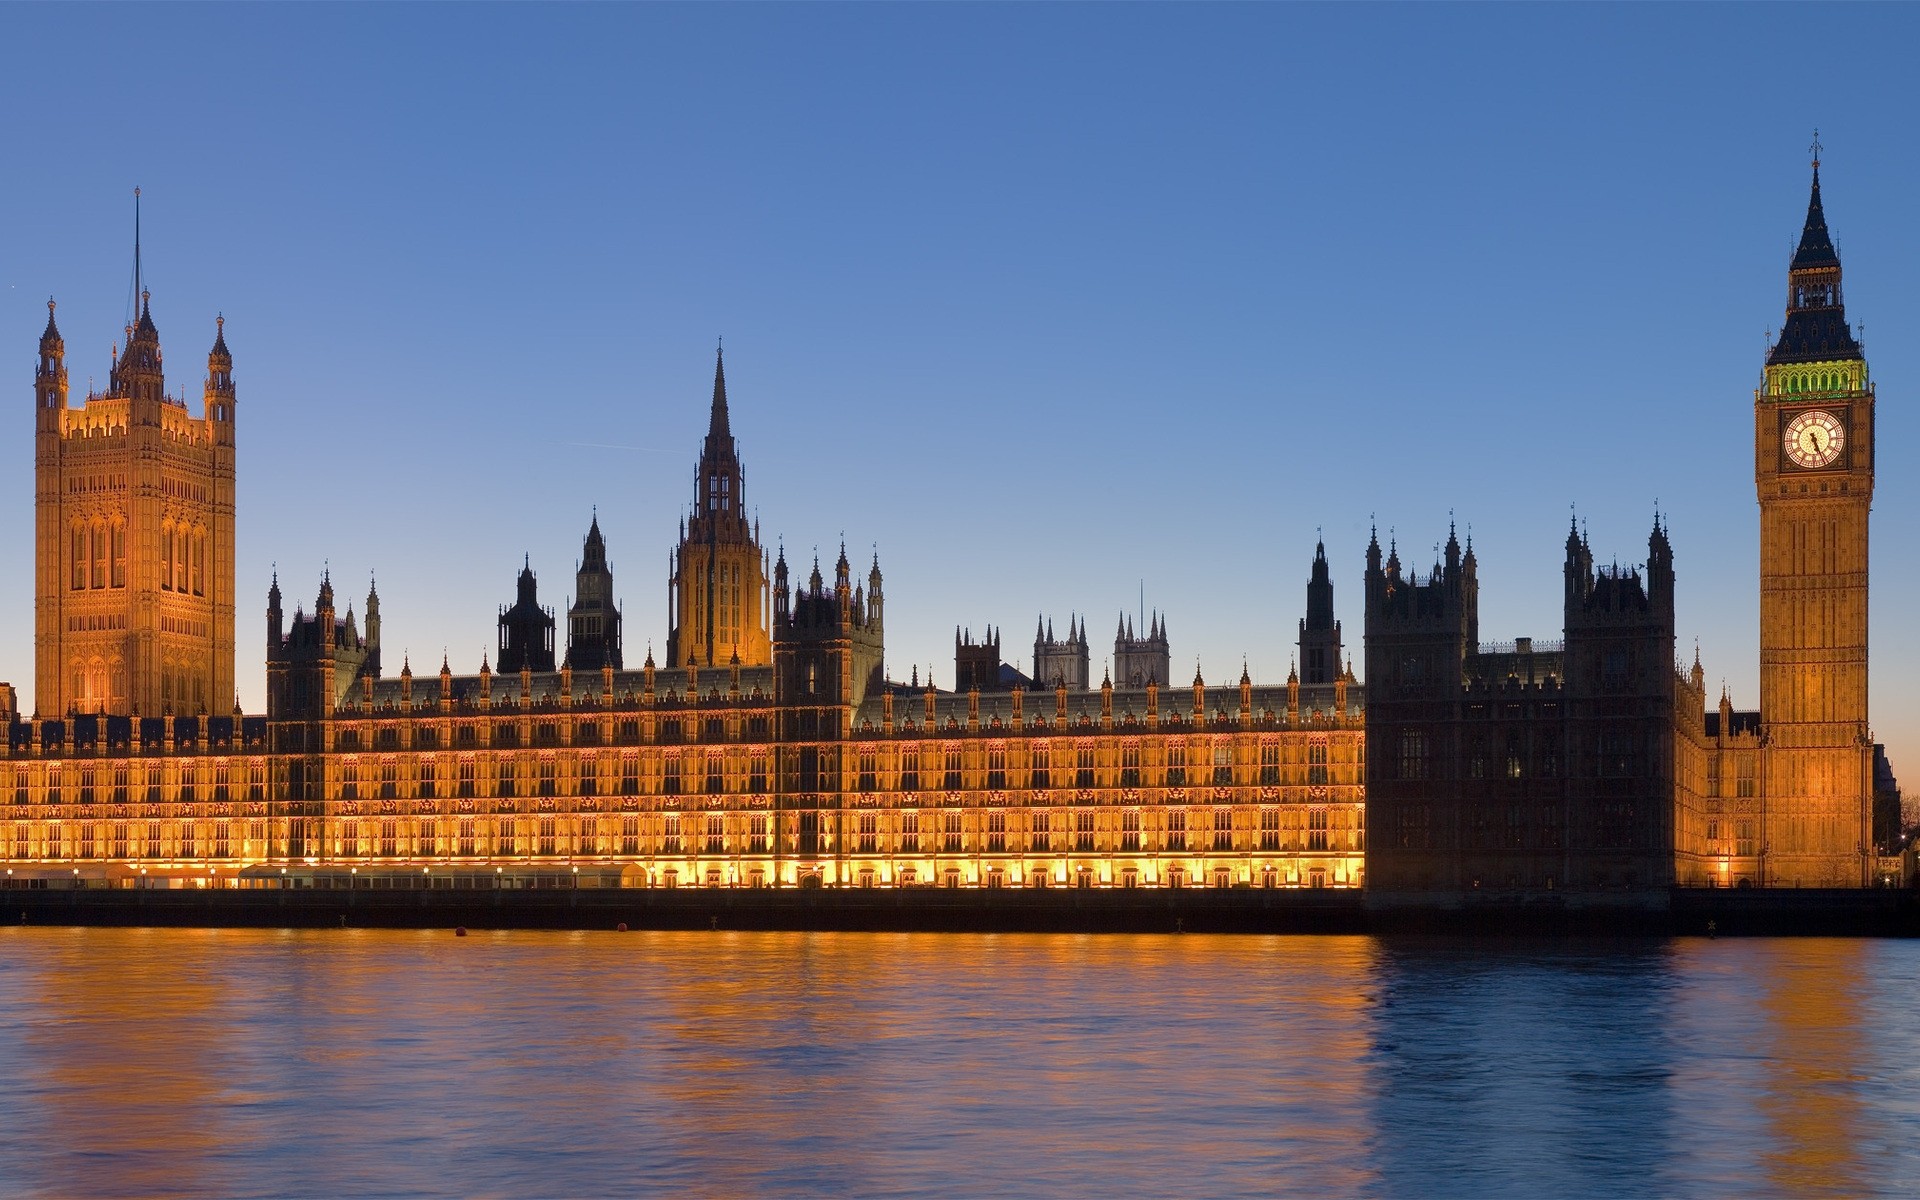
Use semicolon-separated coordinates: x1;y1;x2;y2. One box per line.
0;162;1893;902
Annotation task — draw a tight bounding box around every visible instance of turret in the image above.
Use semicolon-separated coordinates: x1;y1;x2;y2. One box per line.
267;571;283;655
565;513;622;671
205;314;235;431
116;292;165;407
498;555;556;673
364;576;382;678
317;572;336;652
1646;512;1674;619
773;545;790;623
35;299;66;428
1299;537;1343;686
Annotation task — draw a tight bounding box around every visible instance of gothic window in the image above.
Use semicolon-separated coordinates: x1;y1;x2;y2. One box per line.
1075;746;1095;789
1736;758;1756;799
1074;809;1095;852
1307;741;1329;786
72;526;86;589
986;811;1005;854
1259;742;1280;786
1505;735;1524;780
900;811;920;854
1165;743;1186;786
942;811;963;854
1398;730;1429;781
91;522;106;589
1119;742;1140;788
1120;810;1141;852
1259;808;1280;852
1028;811;1049;853
1307;808;1329;851
705;814;724;856
1028;744;1049;789
987;745;1007;790
943;745;962;791
663;814;682;855
1166;809;1187;853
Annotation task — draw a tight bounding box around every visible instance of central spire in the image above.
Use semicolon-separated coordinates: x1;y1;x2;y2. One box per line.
707;341;732;449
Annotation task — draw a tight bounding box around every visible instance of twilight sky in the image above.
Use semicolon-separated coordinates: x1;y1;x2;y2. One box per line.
2;5;1917;776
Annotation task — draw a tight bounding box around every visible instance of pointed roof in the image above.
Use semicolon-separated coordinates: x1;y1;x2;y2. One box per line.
40;298;61;352
1769;162;1861;366
1791;166;1839;270
707;343;732;447
582;512;606;565
209;314;230;364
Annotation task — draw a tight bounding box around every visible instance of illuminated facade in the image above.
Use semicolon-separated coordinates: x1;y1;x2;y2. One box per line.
2;333;1363;890
33;286;236;720
0;164;1889;897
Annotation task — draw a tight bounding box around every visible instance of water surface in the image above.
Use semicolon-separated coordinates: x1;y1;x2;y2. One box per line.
0;929;1912;1197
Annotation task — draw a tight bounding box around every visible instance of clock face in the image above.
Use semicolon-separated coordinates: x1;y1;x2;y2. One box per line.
1783;409;1845;470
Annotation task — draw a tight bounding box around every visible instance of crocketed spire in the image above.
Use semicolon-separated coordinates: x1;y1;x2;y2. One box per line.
706;342;733;453
1791;163;1839;271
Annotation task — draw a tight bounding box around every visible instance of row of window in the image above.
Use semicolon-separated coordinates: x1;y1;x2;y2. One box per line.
1396;730;1660;781
12;762;267;806
4;808;1360;861
66;521;211;594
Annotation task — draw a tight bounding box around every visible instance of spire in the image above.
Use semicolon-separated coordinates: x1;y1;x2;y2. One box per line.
708;341;732;445
1791;141;1839;271
582;511;606;566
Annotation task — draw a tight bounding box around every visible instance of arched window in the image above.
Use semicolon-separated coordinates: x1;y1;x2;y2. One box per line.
71;526;86;589
111;522;126;588
91;521;107;589
160;526;174;591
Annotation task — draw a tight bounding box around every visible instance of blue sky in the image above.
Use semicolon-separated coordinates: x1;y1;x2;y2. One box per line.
2;4;1917;775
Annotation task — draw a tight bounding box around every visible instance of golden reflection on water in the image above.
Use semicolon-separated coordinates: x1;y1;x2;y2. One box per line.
1753;940;1873;1197
0;929;1909;1198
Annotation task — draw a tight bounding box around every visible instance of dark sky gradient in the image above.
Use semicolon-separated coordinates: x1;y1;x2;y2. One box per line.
2;6;1916;775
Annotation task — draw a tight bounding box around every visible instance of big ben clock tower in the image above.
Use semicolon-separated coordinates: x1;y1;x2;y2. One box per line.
1755;144;1875;887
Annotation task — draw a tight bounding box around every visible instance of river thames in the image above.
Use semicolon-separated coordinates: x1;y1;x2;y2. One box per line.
0;929;1913;1198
